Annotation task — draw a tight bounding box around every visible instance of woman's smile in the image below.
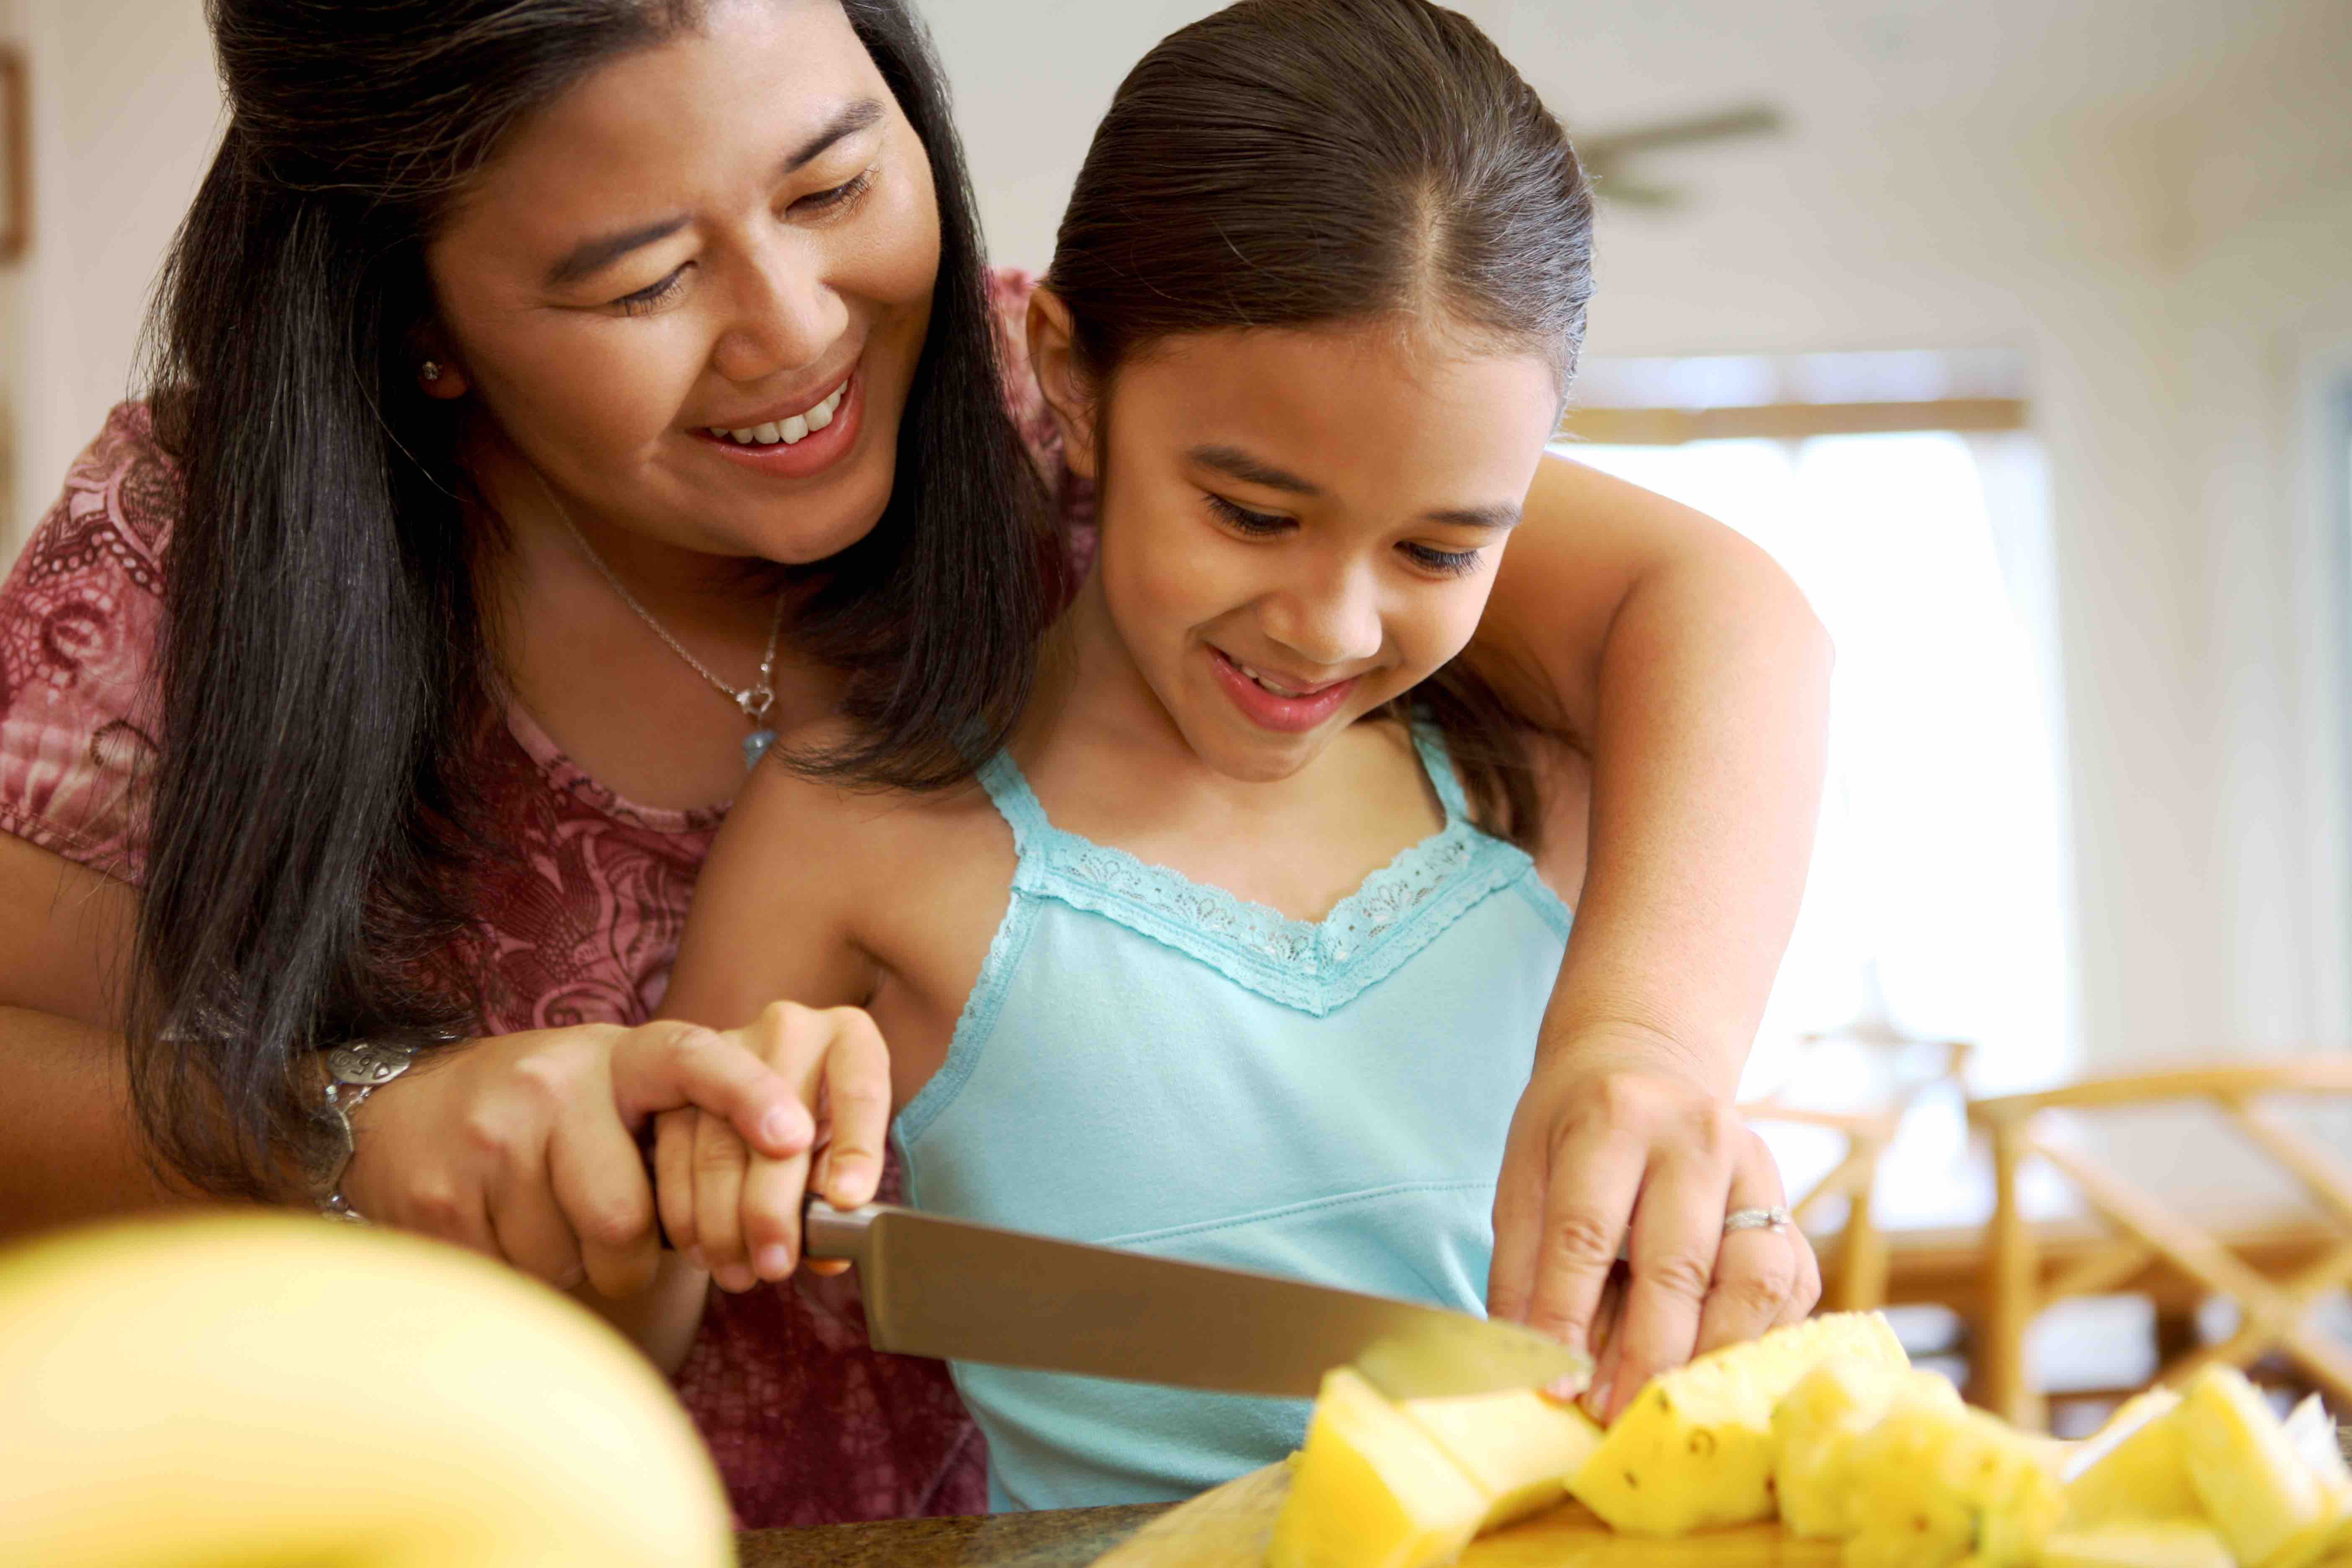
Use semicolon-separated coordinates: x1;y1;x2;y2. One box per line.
691;361;865;482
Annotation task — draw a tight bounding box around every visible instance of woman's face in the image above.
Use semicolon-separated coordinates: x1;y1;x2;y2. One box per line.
425;0;939;565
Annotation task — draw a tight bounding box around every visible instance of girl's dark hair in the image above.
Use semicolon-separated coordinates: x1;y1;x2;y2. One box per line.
1045;0;1594;846
136;0;1050;1199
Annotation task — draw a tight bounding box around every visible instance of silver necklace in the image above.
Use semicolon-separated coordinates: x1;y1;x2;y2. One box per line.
536;475;789;770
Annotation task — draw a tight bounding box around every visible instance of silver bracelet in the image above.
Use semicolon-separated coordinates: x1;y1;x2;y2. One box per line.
312;1040;424;1221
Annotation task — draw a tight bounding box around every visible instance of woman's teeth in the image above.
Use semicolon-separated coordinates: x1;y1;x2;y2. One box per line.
709;382;847;446
1237;661;1313;698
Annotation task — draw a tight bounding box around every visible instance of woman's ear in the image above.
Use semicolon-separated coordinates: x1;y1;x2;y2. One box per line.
1025;287;1098;480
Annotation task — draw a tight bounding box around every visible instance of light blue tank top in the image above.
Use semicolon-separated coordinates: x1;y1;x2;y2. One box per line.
891;725;1572;1512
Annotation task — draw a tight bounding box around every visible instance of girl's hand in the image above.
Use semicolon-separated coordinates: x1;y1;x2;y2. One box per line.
649;1002;892;1294
335;1020;815;1299
1487;1030;1821;1424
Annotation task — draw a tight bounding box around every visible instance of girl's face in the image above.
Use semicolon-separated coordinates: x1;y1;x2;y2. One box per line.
1079;321;1562;782
424;0;939;565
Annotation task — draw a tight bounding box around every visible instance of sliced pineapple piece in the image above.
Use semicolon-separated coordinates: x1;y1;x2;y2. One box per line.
1568;1310;1909;1535
2065;1387;2199;1527
2038;1519;2236;1568
2177;1366;2332;1568
1841;1394;2067;1568
1401;1389;1603;1532
1773;1362;1962;1538
1268;1367;1485;1568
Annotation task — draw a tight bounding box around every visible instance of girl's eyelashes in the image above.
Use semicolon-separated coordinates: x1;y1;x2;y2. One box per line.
1400;542;1485;578
611;264;689;317
1203;493;1293;536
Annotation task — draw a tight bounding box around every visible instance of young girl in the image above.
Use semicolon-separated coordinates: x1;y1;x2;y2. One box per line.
649;0;1802;1511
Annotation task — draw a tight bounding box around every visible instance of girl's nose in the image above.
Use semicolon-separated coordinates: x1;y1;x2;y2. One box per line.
1262;559;1385;670
710;244;848;384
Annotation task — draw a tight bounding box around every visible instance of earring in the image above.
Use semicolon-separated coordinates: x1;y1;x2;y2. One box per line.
420;361;444;382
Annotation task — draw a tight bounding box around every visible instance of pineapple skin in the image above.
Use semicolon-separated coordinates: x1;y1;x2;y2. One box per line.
1570;1311;1910;1535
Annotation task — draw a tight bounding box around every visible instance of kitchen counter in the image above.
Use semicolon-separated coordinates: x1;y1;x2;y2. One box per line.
739;1502;1171;1567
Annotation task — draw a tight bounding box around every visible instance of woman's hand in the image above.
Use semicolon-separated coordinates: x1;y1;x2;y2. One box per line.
336;1020;815;1299
650;1002;892;1294
1488;1027;1821;1424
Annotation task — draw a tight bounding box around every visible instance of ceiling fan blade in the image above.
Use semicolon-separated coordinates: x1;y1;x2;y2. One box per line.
1577;103;1785;160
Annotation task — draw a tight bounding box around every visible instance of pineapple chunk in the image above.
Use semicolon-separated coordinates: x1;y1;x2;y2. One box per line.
2178;1367;2332;1568
2038;1520;2236;1568
1269;1367;1485;1568
1842;1395;2067;1568
1773;1362;1962;1537
1402;1390;1603;1532
1568;1311;1909;1535
2065;1388;2199;1527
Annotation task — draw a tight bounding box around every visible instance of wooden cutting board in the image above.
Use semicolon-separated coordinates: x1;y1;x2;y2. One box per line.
1093;1464;1840;1565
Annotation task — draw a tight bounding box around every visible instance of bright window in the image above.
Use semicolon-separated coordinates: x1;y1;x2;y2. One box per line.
1563;431;2076;1220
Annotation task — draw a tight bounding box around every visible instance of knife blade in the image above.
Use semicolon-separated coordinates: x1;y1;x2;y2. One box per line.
802;1200;1590;1401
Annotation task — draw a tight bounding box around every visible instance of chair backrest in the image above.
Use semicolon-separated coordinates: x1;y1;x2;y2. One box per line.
1964;1055;2352;1426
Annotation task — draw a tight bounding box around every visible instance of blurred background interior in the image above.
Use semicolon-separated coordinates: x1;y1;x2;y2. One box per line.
0;0;2346;1434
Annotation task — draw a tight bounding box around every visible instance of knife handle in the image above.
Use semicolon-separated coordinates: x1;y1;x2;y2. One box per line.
802;1199;886;1266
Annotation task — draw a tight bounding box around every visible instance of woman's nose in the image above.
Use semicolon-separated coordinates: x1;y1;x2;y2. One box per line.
1262;560;1385;669
710;244;848;384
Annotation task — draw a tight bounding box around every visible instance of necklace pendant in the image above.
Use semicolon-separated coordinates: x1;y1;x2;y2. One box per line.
743;728;778;771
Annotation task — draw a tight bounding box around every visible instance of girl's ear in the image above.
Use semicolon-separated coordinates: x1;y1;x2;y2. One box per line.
1025;287;1098;480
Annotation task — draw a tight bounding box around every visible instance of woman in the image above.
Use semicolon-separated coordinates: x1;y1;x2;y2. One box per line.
0;0;1830;1528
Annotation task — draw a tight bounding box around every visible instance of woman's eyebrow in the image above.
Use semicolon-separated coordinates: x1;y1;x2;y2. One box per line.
782;97;886;175
1423;503;1521;530
543;99;888;290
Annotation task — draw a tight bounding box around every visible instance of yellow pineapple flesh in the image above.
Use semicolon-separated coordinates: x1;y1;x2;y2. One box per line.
2177;1366;2331;1568
2065;1387;2199;1527
1773;1362;1963;1538
1568;1310;1910;1535
2038;1519;2237;1568
1401;1389;1603;1532
1841;1394;2067;1568
1268;1367;1485;1568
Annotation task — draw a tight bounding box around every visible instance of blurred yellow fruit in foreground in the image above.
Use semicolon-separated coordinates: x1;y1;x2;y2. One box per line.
0;1214;734;1567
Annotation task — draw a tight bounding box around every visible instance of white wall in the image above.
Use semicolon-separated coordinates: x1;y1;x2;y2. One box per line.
1;0;220;550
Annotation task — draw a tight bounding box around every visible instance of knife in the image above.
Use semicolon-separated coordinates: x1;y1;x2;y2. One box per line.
801;1200;1590;1402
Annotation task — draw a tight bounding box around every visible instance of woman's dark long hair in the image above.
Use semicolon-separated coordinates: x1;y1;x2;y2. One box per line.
134;0;1050;1199
1045;0;1596;846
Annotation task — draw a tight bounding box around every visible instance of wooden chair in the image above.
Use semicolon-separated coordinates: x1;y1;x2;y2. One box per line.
1968;1058;2352;1430
1741;1037;1975;1313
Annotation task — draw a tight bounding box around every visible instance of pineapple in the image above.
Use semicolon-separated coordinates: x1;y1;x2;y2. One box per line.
1773;1362;1963;1537
1402;1389;1603;1532
2178;1367;2333;1568
1568;1311;1909;1535
1268;1367;1485;1568
2037;1520;2236;1568
2064;1387;2199;1527
1841;1394;2068;1567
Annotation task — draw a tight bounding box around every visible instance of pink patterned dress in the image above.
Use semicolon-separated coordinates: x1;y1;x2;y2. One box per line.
0;270;1090;1528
